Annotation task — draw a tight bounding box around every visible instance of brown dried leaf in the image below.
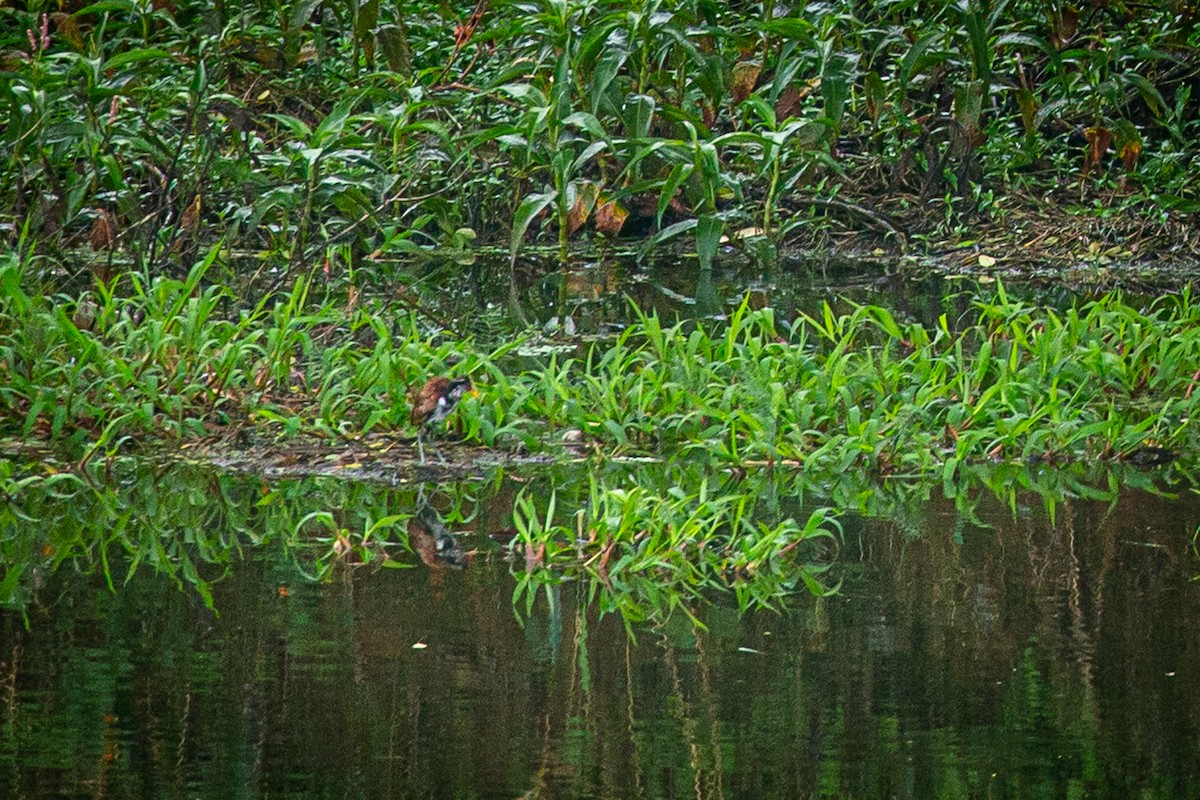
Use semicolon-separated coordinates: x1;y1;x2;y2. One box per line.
50;13;83;50
1083;125;1112;176
593;198;628;237
568;182;599;235
180;194;202;234
731;60;762;105
90;211;117;251
1054;6;1079;48
774;85;801;120
1119;138;1142;172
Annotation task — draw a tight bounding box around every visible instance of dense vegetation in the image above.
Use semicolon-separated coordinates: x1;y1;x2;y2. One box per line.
6;252;1197;615
3;256;1196;473
2;0;1198;280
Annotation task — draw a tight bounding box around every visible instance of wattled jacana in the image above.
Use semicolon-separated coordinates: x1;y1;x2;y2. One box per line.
411;376;473;463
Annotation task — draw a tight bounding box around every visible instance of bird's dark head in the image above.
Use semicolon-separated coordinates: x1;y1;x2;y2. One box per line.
412;376;476;428
445;378;473;403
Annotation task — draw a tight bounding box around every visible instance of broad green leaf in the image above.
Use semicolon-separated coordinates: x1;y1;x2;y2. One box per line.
509;191;558;258
289;0;323;31
572;140;608;173
101;48;171;72
696;214;723;272
657;162;693;226
900;30;950;86
626;94;656;139
314;99;354;141
264;113;313;139
638;218;697;262
562;111;607;141
73;0;133;13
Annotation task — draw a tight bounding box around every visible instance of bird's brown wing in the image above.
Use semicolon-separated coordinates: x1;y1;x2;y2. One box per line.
410;376;450;426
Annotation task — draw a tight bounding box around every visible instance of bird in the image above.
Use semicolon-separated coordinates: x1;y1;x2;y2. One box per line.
410;376;474;463
407;506;467;570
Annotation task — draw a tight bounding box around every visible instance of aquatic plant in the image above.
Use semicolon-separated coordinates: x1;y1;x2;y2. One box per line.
489;288;1199;475
3;255;1198;477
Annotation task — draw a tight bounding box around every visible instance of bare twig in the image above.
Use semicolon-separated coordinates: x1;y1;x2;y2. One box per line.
1185;366;1200;401
792;195;909;253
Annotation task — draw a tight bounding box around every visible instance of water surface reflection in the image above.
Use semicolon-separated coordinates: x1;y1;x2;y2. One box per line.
2;485;1198;799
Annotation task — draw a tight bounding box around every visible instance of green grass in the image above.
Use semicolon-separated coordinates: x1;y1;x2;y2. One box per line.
3;256;1197;476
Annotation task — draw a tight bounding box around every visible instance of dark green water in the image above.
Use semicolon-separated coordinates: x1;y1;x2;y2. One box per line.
2;462;1199;799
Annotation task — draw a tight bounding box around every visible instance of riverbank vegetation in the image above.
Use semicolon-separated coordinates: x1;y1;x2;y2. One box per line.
2;259;1196;473
5;252;1197;618
2;0;1198;280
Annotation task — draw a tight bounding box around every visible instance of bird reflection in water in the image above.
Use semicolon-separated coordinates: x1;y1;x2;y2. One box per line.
407;504;467;570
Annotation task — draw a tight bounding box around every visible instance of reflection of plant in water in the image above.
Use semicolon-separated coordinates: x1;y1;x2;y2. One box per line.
0;457;487;615
509;468;840;626
0;458;241;618
0;434;1181;620
3;455;843;622
6;480;1186;799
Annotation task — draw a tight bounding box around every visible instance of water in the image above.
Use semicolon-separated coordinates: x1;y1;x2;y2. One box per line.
3;463;1199;799
416;249;1142;339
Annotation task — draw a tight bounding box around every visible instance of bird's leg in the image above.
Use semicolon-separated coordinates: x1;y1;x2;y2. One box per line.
417;428;448;464
424;425;450;464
